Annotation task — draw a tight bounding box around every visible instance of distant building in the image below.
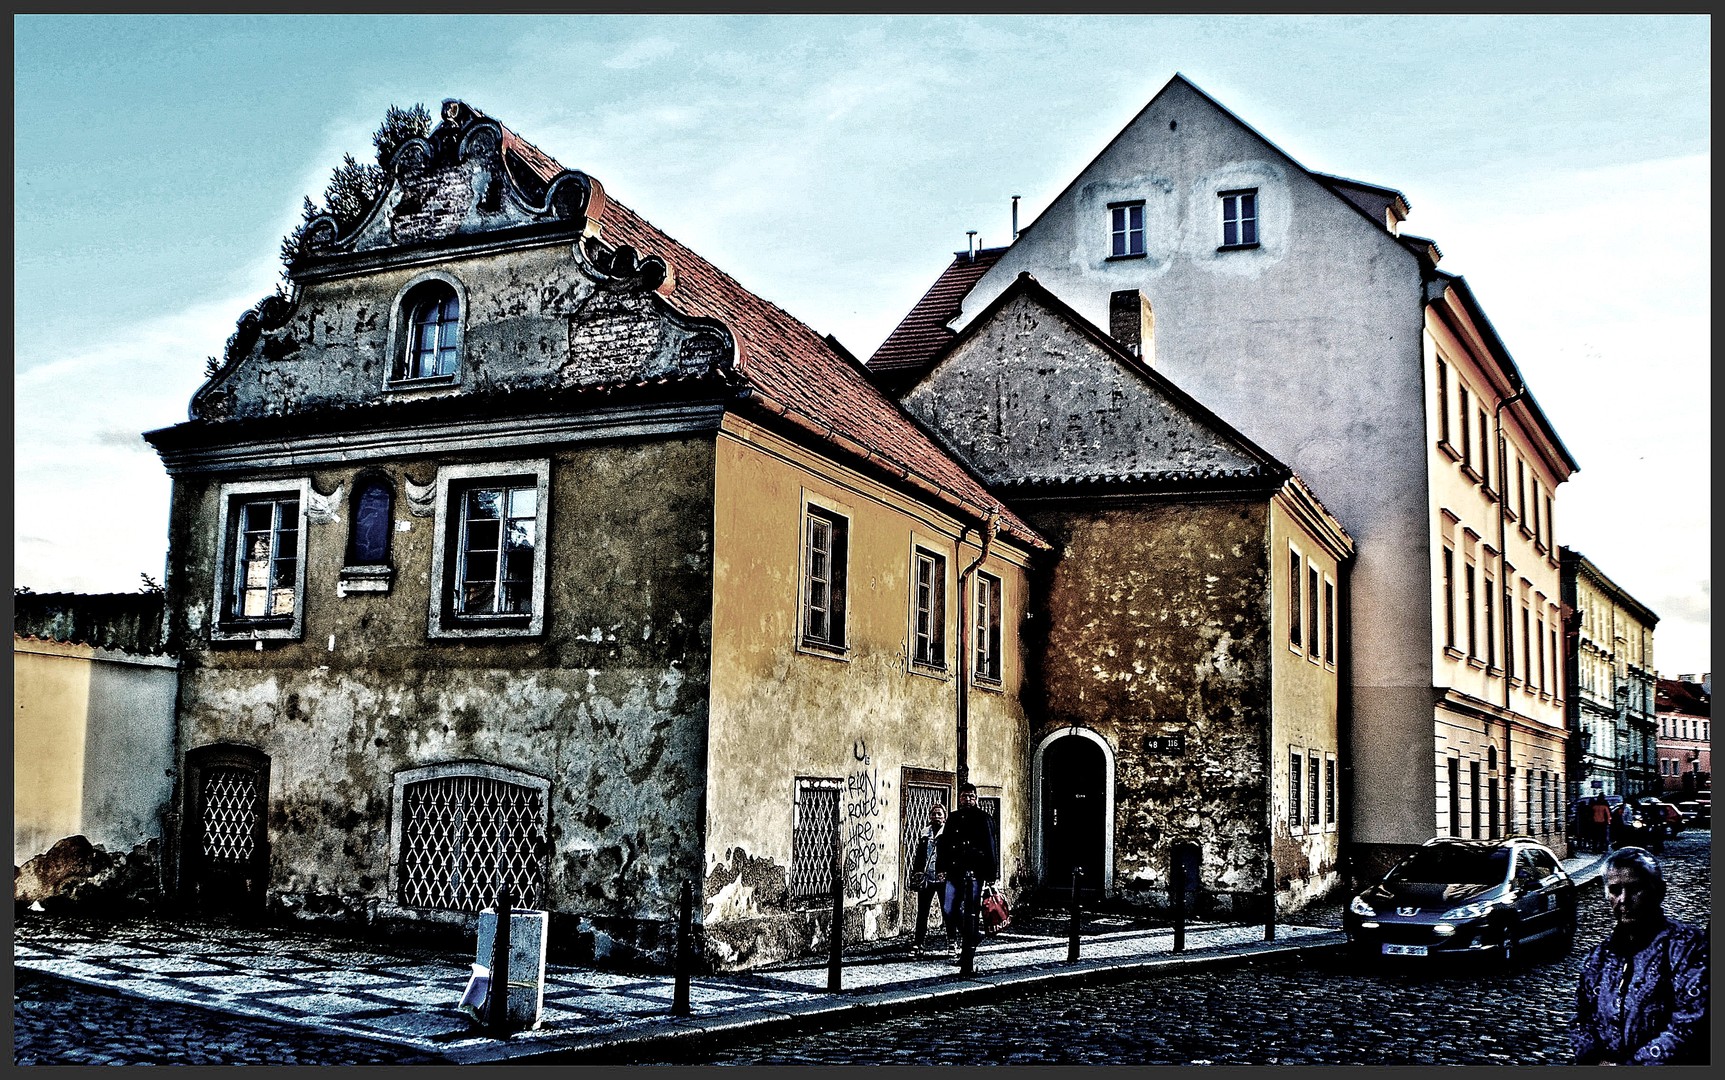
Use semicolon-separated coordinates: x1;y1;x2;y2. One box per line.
1560;548;1659;801
1655;676;1710;796
872;73;1578;871
12;592;176;874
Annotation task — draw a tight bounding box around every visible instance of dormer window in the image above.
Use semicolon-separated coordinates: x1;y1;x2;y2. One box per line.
397;282;462;382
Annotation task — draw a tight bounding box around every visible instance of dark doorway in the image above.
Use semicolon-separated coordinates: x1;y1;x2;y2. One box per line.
183;745;270;915
1041;734;1106;897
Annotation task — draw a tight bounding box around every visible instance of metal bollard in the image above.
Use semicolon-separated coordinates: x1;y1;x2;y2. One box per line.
487;884;514;1038
828;794;844;993
671;879;693;1016
960;872;977;976
1067;867;1083;962
1171;857;1186;955
1263;857;1276;942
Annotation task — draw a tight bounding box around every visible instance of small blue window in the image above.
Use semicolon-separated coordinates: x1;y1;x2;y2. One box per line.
348;480;394;565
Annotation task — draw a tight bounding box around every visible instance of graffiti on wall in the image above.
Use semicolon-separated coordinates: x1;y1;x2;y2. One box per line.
842;739;891;902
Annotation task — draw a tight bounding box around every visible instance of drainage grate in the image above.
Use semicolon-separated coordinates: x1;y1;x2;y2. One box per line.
789;778;841;900
399;775;544;911
201;767;260;866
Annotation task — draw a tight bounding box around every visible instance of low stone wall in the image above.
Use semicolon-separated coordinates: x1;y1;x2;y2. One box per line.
15;835;162;914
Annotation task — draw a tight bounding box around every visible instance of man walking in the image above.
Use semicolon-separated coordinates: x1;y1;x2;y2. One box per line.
1572;847;1708;1065
937;783;998;959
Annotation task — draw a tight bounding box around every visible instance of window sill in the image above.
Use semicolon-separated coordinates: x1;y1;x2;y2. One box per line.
386;375;461;394
1216;242;1261;252
1459;463;1483;484
1443;646;1464;660
1437;440;1462;463
1467;656;1486;670
337;564;394;596
1105;252;1147;262
908;660;950;681
212;617;300;643
429;614;539;640
798;639;851;662
971;675;1005;694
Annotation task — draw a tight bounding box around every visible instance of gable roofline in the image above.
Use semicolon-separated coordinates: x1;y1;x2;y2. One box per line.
1432;271;1580;478
921;270;1296;487
1560;546;1659;627
1309;170;1413;218
1010;73;1416;256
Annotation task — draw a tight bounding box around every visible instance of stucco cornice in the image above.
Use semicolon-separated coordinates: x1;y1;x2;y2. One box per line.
148;400;728;476
1560;546;1661;627
1437;686;1567;738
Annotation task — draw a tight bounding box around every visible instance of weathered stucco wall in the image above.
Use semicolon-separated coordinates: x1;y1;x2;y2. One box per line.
13;638;177;867
702;416;1032;969
1024;498;1272;916
1267;497;1342;910
166;437;716;964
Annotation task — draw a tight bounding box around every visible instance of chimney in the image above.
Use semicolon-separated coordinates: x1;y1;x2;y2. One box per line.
1011;196;1021;242
1109;289;1155;365
966;230;978;261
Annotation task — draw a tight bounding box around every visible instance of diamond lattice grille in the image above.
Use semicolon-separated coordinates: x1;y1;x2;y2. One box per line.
898;783;948;891
790;778;841;900
399;776;544;912
201;767;260;866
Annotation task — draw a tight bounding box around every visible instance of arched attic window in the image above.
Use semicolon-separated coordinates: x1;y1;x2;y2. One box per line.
397;282;462;381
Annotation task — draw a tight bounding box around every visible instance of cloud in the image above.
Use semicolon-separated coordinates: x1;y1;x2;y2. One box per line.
604;36;677;69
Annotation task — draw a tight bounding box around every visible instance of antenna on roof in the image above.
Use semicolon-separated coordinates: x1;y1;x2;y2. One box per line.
1011;196;1021;242
966;230;978;261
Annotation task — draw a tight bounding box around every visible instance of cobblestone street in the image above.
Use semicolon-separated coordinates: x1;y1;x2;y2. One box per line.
10;830;1706;1065
654;830;1711;1066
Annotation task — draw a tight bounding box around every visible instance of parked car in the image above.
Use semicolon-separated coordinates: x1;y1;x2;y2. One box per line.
1637;798;1684;837
1610;802;1663;851
1675;801;1701;827
1344;837;1577;964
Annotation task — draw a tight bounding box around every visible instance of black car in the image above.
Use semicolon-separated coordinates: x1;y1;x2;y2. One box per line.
1344;837;1577;963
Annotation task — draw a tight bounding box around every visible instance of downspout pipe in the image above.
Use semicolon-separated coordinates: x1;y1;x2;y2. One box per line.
1495;383;1528;829
955;508;1001;790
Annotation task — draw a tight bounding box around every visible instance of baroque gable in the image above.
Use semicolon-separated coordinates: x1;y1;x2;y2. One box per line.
901;276;1278;489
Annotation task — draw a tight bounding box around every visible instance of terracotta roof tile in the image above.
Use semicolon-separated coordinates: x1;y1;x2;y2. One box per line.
868;248;1005;376
591;199;1042;548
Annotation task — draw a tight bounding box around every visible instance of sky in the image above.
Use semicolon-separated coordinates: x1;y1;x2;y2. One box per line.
12;14;1711;673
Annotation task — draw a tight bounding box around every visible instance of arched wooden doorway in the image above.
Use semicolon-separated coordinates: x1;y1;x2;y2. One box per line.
1034;728;1113;897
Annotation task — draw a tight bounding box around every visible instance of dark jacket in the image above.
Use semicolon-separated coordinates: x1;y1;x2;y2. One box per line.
937;805;998;882
910;825;944;892
1572;915;1709;1065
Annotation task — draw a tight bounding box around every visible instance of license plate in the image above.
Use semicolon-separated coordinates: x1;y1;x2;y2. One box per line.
1382;943;1428;956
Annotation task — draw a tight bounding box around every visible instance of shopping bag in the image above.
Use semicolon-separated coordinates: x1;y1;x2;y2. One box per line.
981;886;1011;935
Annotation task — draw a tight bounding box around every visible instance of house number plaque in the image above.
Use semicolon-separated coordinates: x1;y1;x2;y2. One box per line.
1143;733;1185;754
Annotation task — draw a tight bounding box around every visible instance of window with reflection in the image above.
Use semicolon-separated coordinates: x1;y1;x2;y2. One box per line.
398;283;462;381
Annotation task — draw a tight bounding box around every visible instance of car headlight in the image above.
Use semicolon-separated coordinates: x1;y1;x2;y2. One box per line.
1349;896;1376;916
1441;902;1493;920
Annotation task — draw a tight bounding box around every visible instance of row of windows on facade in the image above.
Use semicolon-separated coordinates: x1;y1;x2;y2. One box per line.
1577;653;1656;710
1575;596;1651;665
1433;357;1555;556
1661;715;1710;741
1660;755;1705;777
1439;544;1563;698
1286;546;1337;666
802;505;1004;681
1108;189;1258;259
1287;747;1337;832
219;476;1004;677
1446;754;1564;839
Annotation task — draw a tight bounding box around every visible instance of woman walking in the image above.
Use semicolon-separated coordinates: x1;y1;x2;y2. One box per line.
909;803;948;954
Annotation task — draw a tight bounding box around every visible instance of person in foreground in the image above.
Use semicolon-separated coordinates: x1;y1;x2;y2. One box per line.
937;783;998;959
1571;847;1708;1065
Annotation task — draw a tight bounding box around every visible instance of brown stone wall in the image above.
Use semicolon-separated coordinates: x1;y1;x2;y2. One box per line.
1025;497;1272;914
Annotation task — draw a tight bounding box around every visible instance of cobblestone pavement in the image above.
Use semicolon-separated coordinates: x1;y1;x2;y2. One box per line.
651;830;1711;1066
11;968;446;1066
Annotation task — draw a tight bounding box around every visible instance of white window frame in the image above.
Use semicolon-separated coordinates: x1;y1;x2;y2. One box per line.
1323;574;1337;669
973;569;1004;687
799;498;851;656
908;541;949;674
1306;561;1322;665
1219;188;1258;248
1324;752;1338;831
1289;545;1304;654
1108;201;1145;258
210;477;311;642
428;459;550;639
385;271;468;389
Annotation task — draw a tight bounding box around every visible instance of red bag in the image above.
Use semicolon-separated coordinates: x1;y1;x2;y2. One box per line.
981;886;1011;936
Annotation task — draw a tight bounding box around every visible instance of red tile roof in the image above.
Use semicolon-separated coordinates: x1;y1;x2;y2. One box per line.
867;248;1005;376
496;122;1044;551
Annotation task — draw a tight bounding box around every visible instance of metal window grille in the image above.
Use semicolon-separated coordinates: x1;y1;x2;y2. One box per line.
1289;750;1302;827
1325;757;1336;825
399;775;544;911
899;783;948;891
1308;752;1321;825
201;767;260;865
790;778;841;900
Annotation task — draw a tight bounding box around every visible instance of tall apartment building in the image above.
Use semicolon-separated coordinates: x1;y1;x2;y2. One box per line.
1560;548;1660;802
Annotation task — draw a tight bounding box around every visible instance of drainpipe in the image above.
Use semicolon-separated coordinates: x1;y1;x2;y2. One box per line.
1495;383;1527;831
955;508;1000;789
1011;196;1021;243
